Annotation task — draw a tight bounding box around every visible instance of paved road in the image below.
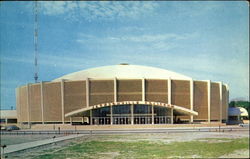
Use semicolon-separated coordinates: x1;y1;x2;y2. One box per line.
1;126;248;135
3;134;85;154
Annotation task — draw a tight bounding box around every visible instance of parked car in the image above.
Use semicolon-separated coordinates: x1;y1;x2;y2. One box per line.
6;125;20;131
239;123;249;128
0;125;6;131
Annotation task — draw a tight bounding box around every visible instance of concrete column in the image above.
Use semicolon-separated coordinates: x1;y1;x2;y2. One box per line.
86;78;89;107
40;82;44;124
110;105;113;125
5;118;7;125
151;105;154;124
190;79;194;123
168;77;171;105
90;109;92;125
114;78;117;102
18;88;22;124
171;107;174;124
219;82;223;123
27;84;31;126
226;84;229;122
131;104;134;125
61;79;65;124
16;88;21;124
82;117;84;124
70;117;72;125
15;88;19;124
142;78;145;102
207;80;211;123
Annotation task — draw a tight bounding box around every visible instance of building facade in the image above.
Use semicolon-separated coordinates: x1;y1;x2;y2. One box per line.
16;64;229;125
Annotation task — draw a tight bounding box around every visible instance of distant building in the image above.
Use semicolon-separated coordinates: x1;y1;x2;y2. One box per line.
0;110;17;124
228;107;249;124
16;64;229;125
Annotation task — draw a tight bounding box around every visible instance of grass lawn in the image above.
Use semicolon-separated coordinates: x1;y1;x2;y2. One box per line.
33;135;249;159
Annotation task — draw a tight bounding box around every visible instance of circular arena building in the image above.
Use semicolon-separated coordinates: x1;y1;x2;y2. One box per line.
16;64;229;125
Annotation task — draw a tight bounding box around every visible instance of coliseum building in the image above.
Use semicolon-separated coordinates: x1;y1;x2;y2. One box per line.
16;64;229;125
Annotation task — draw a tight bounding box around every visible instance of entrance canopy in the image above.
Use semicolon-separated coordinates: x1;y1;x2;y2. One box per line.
65;101;198;117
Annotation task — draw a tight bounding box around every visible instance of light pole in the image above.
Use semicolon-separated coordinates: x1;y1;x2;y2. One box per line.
1;145;7;159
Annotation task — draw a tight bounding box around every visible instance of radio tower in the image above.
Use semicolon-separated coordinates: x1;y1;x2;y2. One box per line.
34;1;39;83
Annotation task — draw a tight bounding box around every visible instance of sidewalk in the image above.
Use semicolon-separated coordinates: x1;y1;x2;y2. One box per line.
4;134;85;154
31;123;228;130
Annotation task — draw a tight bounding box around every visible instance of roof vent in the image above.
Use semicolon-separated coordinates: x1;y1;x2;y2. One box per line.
119;63;129;65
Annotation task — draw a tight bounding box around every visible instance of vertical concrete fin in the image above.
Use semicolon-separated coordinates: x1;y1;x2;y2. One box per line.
131;104;134;125
151;105;154;124
114;77;117;102
190;79;194;123
110;105;113;125
90;109;92;125
40;82;44;124
168;77;171;105
142;78;145;102
225;84;229;122
86;78;89;107
61;79;65;124
219;82;223;123
27;84;31;125
15;88;20;123
171;107;174;124
207;80;211;123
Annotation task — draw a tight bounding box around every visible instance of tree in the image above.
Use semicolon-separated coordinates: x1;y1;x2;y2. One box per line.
229;101;235;107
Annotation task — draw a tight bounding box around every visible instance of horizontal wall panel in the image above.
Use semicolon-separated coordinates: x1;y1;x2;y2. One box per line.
118;80;142;101
43;82;62;122
90;80;114;93
117;80;142;92
194;81;208;120
145;80;168;92
19;86;28;122
90;95;114;105
64;81;86;121
118;95;142;101
29;84;42;122
171;80;190;109
145;80;168;103
146;94;168;103
89;80;114;105
210;83;220;120
64;81;86;113
222;85;227;120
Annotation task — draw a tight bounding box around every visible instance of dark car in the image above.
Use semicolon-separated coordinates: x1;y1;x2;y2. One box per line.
6;125;20;131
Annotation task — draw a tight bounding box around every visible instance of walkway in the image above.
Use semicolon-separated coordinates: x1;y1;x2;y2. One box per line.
3;134;85;154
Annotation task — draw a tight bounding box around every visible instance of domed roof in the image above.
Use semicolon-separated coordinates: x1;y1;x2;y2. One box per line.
53;64;191;81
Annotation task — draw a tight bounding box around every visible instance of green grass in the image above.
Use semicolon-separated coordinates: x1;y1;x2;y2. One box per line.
33;137;249;159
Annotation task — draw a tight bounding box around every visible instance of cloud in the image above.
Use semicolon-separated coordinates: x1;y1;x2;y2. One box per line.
76;32;199;53
2;55;82;69
38;1;159;21
1;52;116;72
1;56;34;65
1;45;248;101
119;33;198;42
171;1;224;17
78;32;198;42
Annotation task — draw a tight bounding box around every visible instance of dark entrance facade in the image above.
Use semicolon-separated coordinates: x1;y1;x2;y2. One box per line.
90;104;172;125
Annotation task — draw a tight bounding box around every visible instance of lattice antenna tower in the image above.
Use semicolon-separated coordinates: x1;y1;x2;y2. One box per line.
34;1;39;83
